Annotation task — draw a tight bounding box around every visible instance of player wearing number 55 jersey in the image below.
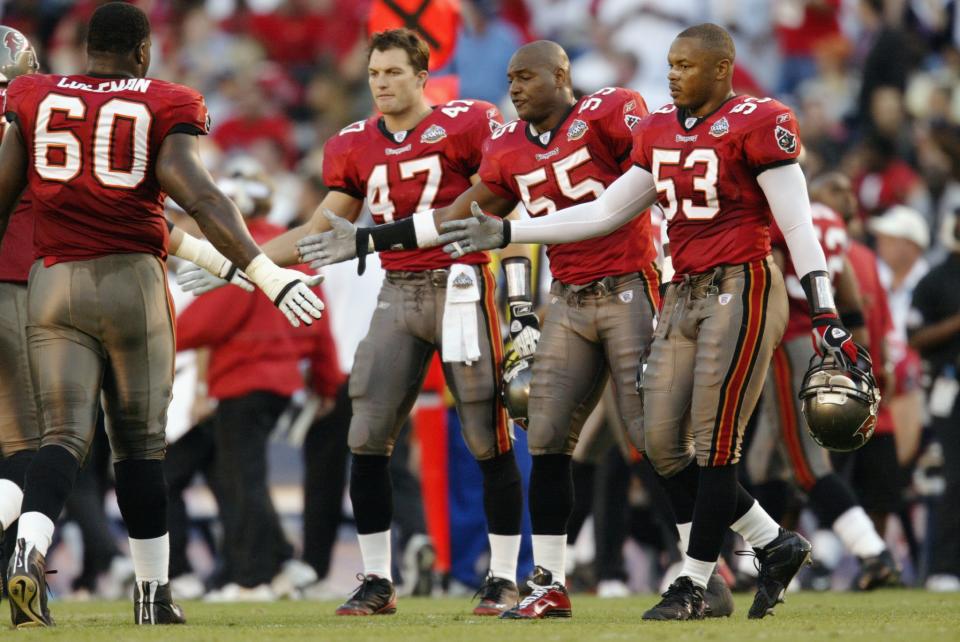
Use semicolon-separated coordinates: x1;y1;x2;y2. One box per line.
437;24;872;620
0;3;322;628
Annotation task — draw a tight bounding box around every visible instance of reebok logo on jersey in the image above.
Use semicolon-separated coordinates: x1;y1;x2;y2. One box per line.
710;117;730;138
776;113;791;124
625;114;642;130
385;144;412;155
535;147;560;161
420;125;447;144
623;100;636;113
775;125;797;153
567;119;588;141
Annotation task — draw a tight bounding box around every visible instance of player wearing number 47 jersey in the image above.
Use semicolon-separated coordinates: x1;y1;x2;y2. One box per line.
438;24;874;620
174;28;525;617
0;3;323;628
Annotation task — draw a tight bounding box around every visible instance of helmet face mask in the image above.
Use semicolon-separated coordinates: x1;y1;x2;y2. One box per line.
0;27;39;84
799;347;880;452
500;350;533;430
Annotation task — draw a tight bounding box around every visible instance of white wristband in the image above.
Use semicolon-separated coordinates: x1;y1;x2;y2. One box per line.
244;253;287;301
173;233;231;278
412;209;440;248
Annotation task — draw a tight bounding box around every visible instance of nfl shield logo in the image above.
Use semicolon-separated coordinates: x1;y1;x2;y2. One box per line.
710;117;730;138
567;119;588;141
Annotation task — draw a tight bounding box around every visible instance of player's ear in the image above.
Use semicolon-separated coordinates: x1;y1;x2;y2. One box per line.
554;66;569;90
715;58;732;82
416;70;428;89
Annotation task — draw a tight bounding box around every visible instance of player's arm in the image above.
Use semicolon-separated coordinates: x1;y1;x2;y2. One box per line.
156;132;324;327
834;256;868;346
437;165;658;257
757;164;859;365
296;179;516;272
262;190;364;266
0;121;28;244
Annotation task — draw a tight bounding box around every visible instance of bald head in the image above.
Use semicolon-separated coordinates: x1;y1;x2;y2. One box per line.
509;40;571;88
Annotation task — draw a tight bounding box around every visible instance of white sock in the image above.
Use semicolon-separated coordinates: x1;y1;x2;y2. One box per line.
0;480;23;531
129;533;170;584
832;507;886;558
358;530;392;581
679;556;715;589
730;500;780;549
17;511;54;557
676;522;691;555
811;529;844;569
488;534;520;583
532;534;566;585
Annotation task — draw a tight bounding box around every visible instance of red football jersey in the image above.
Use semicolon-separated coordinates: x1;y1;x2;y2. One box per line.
631;95;802;276
479;87;655;285
3;73;210;265
0;84;34;283
772;203;849;341
323;99;501;271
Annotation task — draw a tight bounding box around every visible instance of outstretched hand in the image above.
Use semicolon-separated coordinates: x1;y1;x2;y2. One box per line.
297;209;359;269
437;201;506;258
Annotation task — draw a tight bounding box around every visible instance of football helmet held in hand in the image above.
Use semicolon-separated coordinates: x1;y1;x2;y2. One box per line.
799;344;880;452
500;350;533;430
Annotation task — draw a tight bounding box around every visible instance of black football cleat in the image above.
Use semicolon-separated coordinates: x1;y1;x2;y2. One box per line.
500;572;571;619
473;574;519;616
336;574;397;615
703;568;734;618
517;565;554;598
134;580;186;624
7;539;54;628
852;550;901;591
747;529;812;619
642;576;705;621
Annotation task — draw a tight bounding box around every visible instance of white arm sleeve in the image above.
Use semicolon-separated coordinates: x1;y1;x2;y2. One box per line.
757;163;827;279
510;165;658;244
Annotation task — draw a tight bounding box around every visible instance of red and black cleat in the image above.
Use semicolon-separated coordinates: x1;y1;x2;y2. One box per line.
335;574;397;616
499;567;571;619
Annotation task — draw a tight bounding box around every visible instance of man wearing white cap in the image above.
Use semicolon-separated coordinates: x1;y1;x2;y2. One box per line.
869;205;931;341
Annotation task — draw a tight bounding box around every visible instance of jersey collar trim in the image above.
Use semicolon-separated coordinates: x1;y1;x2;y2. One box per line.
524;102;576;149
676;94;738;132
376;107;436;145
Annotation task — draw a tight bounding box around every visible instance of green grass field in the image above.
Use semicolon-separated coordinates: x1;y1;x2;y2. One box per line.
11;591;960;641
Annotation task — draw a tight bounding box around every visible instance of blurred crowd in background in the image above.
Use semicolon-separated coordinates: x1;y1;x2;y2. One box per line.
3;0;960;602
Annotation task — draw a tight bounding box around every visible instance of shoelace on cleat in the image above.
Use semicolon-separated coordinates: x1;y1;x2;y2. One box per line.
735;550;763;575
516;582;551;608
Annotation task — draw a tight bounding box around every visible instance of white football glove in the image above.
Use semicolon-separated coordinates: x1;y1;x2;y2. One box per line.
508;301;540;358
176;261;254;295
296;209;359;268
244;254;325;327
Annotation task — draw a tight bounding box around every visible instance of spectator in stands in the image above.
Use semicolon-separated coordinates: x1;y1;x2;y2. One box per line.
869;205;931;340
908;208;960;591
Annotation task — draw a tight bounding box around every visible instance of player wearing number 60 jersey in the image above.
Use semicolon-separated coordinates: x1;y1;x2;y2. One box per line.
436;24;873;620
0;3;323;628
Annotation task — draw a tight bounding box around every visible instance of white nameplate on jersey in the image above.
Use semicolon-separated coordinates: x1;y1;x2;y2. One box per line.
929;375;959;418
567;119;588;141
684;117;698;129
775;125;797;153
421;124;447;144
393;131;408;144
539;131;551;145
710;117;730;138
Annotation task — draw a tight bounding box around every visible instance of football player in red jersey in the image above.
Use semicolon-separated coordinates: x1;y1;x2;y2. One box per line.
177;29;525;616
298;40;740;619
0;24;40;582
0;3;323;627
753;201;899;589
438;24;870;620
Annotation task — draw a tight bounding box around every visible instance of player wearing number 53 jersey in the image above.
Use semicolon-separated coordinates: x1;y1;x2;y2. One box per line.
437;24;871;620
0;3;323;628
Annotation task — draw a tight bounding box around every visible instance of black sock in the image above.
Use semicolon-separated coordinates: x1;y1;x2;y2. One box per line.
21;445;80;523
529;454;573;535
0;450;34;488
688;464;738;562
478;451;522;535
567;461;596;543
350;454;392;534
808;473;859;526
658;460;699;524
115;459;168;539
734;481;761;521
